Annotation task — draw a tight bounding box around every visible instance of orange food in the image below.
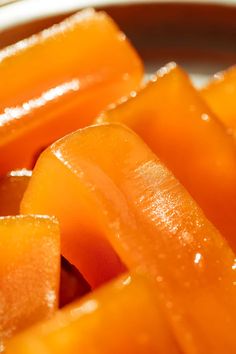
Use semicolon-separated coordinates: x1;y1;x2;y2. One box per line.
21;123;236;353
5;274;180;354
0;169;31;216
0;215;60;350
201;65;236;134
97;63;236;251
0;9;143;175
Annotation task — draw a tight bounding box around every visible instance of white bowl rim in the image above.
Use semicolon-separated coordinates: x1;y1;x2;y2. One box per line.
1;0;236;32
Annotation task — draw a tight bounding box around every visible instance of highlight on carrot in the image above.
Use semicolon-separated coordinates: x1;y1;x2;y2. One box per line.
97;63;236;252
0;8;143;175
5;273;180;354
21;123;236;353
201;65;236;135
0;215;60;351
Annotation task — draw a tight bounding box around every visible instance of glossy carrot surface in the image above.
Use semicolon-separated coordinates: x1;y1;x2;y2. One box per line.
0;9;143;175
0;215;60;351
97;63;236;251
5;274;180;354
201;65;236;135
0;169;31;216
21;123;236;353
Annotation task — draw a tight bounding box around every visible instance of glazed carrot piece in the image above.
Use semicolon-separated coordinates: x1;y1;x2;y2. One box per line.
0;169;31;216
97;63;236;251
0;215;60;351
5;274;180;354
21;124;236;353
201;65;236;134
0;9;143;175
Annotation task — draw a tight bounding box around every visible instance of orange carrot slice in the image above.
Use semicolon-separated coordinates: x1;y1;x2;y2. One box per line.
5;274;180;354
201;65;236;135
0;9;143;175
0;169;31;216
0;215;60;351
21;123;236;353
97;63;236;251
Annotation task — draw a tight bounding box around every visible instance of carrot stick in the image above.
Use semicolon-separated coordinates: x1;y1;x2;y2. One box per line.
0;215;60;350
201;65;236;135
21;123;236;353
5;274;180;354
0;9;143;175
97;63;236;251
